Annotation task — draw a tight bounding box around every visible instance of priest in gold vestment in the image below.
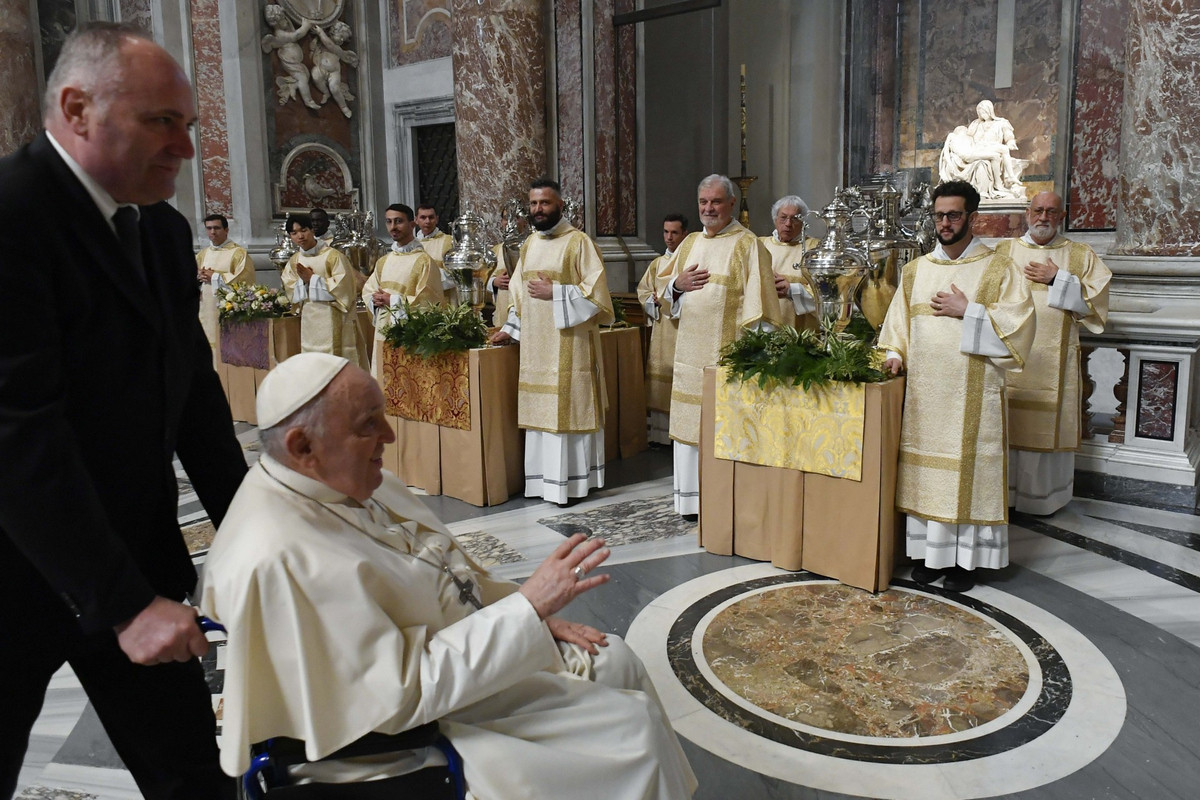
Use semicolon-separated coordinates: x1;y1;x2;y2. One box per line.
759;195;820;331
281;212;368;368
662;175;783;515
994;192;1111;515
491;179;614;504
637;213;688;445
879;181;1034;593
200;354;696;798
195;213;253;350
361;203;442;380
416;203;456;302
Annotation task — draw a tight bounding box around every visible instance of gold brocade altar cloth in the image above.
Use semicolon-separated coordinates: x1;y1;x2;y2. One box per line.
381;346;471;431
381;344;523;507
700;367;905;592
713;367;866;480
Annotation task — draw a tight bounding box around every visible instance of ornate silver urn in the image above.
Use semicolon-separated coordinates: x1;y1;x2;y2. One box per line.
267;219;297;272
444;211;493;314
800;195;870;331
851;182;922;329
330;210;385;279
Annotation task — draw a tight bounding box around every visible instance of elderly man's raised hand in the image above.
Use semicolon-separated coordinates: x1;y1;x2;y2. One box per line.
519;533;610;620
114;596;210;665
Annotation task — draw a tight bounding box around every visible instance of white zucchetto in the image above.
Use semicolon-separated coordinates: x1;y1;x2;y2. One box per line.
256;353;349;429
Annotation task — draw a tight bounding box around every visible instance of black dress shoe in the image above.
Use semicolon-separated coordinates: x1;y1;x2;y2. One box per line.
910;564;949;585
942;567;976;593
681;513;698;522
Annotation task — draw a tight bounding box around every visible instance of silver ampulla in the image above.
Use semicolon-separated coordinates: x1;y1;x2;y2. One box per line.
443;210;494;313
800;195;870;330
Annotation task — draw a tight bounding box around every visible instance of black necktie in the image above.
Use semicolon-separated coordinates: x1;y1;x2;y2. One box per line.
112;206;145;282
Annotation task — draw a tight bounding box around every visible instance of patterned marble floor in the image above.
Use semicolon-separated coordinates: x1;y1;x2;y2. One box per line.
15;436;1200;799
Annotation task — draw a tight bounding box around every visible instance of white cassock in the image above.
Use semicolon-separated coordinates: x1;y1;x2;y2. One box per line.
199;457;696;798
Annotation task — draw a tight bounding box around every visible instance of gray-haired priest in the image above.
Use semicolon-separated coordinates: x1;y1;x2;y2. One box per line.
995;191;1111;514
200;353;696;798
661;174;782;517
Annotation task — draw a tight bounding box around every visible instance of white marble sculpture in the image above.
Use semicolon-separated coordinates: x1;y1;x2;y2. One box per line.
939;100;1028;201
310;22;358;119
261;3;356;118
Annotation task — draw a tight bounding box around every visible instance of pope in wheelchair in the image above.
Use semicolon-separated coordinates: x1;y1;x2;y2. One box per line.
199;354;697;798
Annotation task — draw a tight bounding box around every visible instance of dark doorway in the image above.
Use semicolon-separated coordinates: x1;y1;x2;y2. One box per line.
415;122;459;233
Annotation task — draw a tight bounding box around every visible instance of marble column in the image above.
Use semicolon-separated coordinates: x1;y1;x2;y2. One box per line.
189;0;232;215
450;0;546;224
0;0;41;158
1112;0;1200;255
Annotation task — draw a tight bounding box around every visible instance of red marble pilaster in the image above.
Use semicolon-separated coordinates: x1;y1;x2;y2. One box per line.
1113;0;1200;255
0;0;40;157
592;0;617;234
190;0;231;215
615;0;637;236
1068;0;1126;231
451;0;545;223
555;0;585;211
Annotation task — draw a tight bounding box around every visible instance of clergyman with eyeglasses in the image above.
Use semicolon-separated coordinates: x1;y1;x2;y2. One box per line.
993;192;1111;515
877;180;1035;593
759;195;821;331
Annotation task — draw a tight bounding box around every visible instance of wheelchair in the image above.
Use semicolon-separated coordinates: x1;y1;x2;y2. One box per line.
198;618;467;799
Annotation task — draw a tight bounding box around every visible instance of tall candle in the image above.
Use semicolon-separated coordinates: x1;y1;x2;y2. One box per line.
739;64;747;175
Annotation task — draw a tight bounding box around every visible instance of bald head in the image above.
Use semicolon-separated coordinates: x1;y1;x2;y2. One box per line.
44;24;196;205
1026;191;1064;245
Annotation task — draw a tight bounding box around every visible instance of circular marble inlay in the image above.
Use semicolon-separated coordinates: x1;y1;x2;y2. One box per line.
627;564;1126;799
701;582;1032;739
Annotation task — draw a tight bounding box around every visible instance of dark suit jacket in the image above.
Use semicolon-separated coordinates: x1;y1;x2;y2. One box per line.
0;133;248;638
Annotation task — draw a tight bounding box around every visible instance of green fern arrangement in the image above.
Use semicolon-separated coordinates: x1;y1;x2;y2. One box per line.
717;320;886;390
383;302;488;358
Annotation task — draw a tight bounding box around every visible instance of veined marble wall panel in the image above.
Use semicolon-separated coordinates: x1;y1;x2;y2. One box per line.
615;1;636;236
1113;0;1200;255
896;0;1060;194
0;0;41;156
190;0;231;215
260;2;362;215
555;0;585;210
450;0;545;221
1068;0;1126;231
119;0;152;30
388;0;450;67
593;0;617;234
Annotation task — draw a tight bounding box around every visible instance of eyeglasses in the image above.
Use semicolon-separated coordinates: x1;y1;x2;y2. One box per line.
932;211;966;222
1030;208;1063;218
775;214;804;224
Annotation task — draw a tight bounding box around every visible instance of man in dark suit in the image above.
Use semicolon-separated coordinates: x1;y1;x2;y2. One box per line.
0;23;247;799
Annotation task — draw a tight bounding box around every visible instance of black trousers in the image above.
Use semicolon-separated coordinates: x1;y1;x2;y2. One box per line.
0;593;235;800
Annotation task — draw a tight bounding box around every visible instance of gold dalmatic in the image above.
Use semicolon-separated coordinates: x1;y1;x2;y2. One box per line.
282;247;367;368
759;235;820;332
196;241;253;347
509;226;614;433
636;254;678;413
994;238;1111;451
877;248;1034;525
664;222;782;446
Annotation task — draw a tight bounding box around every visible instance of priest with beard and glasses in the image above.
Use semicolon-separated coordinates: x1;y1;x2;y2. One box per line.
994;191;1111;515
490;178;614;504
878;180;1035;593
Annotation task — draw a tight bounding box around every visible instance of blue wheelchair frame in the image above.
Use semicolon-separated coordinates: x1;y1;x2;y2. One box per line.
199;617;466;799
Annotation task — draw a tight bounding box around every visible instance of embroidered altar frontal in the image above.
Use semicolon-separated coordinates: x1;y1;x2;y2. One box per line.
381;345;471;431
713;367;867;481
